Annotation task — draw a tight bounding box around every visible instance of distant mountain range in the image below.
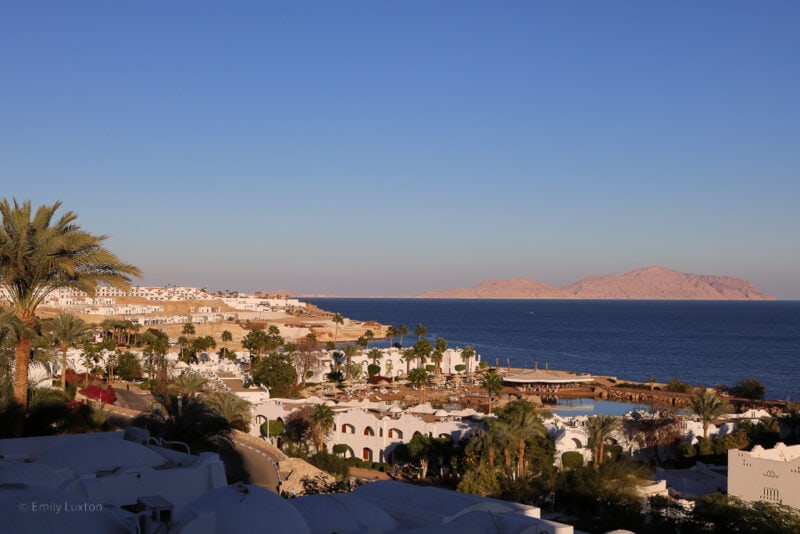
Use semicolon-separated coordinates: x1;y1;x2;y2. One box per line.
419;266;774;300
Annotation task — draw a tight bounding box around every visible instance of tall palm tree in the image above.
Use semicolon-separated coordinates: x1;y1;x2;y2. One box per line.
47;313;89;390
494;400;547;478
461;345;476;374
398;324;409;348
386;325;398;347
433;337;447;375
342;343;358;381
689;389;731;439
402;347;416;375
0;199;140;426
481;371;503;414
331;313;344;347
367;347;382;366
310;404;335;453
364;329;375;348
414;323;427;342
586;415;620;467
414;338;432;370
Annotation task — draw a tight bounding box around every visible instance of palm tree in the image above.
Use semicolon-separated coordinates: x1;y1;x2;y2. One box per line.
481;371;503;414
402;347;416;375
689;389;731;439
414;338;432;370
331;313;344;347
221;329;232;348
368;348;382;366
386;325;399;347
414;323;427;341
342;343;358;381
204;390;252;432
407;368;429;403
0;199;140;426
310;404;335;453
398;324;409;348
47;313;89;390
586;415;620;467
495;400;547;478
461;345;476;374
364;329;375;348
433;337;447;375
176;371;209;397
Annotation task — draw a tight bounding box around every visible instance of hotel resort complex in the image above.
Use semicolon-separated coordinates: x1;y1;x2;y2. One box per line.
2;284;799;532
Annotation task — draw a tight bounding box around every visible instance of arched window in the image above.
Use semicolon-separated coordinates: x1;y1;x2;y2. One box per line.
572;438;583;449
413;431;422;438
364;426;375;436
363;448;373;462
388;428;403;439
342;424;355;434
379;428;383;437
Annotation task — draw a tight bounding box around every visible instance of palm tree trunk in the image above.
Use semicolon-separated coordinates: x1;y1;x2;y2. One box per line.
13;337;32;410
518;441;526;478
489;447;495;468
61;343;68;390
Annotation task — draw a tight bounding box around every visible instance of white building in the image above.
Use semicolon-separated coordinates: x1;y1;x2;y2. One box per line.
253;397;481;463
728;442;800;509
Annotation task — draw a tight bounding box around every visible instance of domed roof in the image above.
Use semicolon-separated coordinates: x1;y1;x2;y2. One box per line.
0;484;133;533
36;437;168;473
290;493;398;533
389;405;403;413
434;409;449;417
176;483;309;534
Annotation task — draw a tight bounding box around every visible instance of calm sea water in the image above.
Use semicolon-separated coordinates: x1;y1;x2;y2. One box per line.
307;299;800;402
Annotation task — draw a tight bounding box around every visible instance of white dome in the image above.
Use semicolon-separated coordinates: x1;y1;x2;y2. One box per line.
434;409;449;417
176;483;309;534
290;493;398;533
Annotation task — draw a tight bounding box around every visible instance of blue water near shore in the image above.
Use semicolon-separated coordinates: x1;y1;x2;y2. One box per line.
307;299;800;402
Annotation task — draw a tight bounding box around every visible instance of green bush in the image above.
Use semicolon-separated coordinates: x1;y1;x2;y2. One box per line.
478;361;489;370
260;420;284;437
367;364;381;378
65;382;77;400
454;364;466;373
562;451;584;469
665;377;692;393
332;444;349;456
729;378;766;400
307;451;349;479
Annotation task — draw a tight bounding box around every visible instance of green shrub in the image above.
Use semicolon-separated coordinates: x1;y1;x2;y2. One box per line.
260;420;284;437
562;451;584;469
729;378;766;400
454;364;466;373
332;444;349;456
307;451;349;479
478;361;489;370
665;377;692;393
367;364;381;378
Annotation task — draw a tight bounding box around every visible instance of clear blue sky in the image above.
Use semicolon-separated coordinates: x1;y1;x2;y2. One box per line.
2;2;798;297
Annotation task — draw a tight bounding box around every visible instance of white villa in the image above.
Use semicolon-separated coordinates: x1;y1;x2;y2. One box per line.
728;442;800;509
253;397;481;463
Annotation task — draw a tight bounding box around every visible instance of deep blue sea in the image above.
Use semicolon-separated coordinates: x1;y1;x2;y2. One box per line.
307;299;800;402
